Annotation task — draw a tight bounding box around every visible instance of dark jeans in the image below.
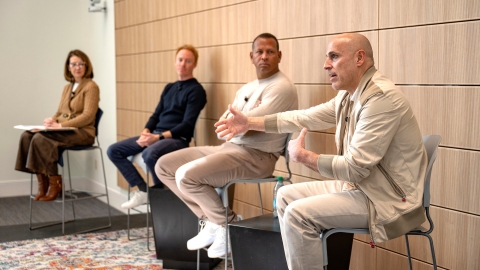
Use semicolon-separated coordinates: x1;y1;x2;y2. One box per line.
107;135;189;188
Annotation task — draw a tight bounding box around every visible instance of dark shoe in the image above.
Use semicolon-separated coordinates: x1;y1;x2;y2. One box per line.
39;175;62;201
34;174;49;201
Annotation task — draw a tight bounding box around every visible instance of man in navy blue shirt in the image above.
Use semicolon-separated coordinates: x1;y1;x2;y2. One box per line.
108;45;207;209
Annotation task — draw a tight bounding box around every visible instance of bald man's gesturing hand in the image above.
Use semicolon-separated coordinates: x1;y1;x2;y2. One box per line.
288;128;308;163
288;128;320;173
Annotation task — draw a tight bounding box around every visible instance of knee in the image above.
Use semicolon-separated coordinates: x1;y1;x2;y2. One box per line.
28;133;48;148
20;131;33;141
106;145;115;159
277;185;291;216
282;202;302;227
154;156;165;177
142;148;158;166
106;143;121;160
154;154;174;181
174;163;199;193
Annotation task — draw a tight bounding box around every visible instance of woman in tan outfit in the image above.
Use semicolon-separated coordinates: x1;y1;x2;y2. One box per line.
15;49;100;201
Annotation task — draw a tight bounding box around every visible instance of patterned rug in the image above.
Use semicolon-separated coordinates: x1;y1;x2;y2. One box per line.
0;228;162;269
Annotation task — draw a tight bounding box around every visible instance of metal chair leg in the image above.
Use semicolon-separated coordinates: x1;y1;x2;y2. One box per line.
426;234;438;270
257;183;264;215
127;170;151;251
405;235;413;270
225;207;229;270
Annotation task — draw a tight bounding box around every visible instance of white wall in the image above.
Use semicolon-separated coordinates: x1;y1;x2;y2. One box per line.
0;0;123;207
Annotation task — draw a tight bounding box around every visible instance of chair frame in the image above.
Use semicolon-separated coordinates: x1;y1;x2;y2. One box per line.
29;108;112;235
320;135;441;270
125;127;198;251
126;153;152;251
196;133;293;270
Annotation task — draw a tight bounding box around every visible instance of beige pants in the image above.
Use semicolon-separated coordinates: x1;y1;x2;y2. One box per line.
155;142;277;225
277;180;369;270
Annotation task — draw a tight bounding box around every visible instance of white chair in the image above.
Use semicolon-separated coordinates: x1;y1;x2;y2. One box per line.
320;134;441;270
29;108;112;235
196;133;293;270
126;128;198;251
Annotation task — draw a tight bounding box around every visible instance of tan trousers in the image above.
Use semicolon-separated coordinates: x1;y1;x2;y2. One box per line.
155;142;277;225
277;180;369;270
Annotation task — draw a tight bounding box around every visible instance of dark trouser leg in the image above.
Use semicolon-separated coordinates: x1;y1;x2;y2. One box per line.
106;136;146;187
15;131;35;173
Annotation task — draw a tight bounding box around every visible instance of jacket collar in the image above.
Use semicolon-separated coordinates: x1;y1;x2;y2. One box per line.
352;66;378;104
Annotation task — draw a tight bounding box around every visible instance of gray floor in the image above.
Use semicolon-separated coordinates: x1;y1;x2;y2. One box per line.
0;195;148;243
0;195;124;226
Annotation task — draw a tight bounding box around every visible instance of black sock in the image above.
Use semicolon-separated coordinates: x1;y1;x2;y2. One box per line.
137;181;147;192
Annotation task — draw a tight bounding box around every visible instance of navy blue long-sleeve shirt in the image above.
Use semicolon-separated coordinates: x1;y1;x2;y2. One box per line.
145;78;206;143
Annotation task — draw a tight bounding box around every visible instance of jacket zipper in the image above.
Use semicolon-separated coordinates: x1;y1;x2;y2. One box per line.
355;183;376;248
351;91;384;248
377;163;407;202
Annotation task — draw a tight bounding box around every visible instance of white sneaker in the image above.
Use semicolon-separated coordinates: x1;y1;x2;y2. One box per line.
207;215;242;258
208;226;228;258
121;190;148;209
187;220;221;250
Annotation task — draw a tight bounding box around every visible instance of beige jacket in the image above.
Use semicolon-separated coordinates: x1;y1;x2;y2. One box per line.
53;79;100;138
265;67;427;243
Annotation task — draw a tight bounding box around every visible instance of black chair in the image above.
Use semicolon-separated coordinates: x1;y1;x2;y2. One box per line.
29;108;112;234
320;135;441;270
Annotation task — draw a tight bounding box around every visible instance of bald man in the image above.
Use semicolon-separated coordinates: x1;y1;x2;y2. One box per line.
214;33;427;269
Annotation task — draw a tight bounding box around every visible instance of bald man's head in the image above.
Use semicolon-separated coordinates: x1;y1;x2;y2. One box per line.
333;33;374;65
324;33;375;93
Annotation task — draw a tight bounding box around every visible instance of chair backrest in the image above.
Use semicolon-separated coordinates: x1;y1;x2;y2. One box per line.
282;133;293;181
421;135;442;207
94;108;103;137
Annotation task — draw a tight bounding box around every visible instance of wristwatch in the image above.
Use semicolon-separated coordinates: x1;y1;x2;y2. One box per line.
159;134;165;140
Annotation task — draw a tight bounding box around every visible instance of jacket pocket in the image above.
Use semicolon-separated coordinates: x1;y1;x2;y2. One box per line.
377;163;407;202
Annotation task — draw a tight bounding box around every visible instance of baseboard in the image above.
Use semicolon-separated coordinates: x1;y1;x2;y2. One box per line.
0;178;139;215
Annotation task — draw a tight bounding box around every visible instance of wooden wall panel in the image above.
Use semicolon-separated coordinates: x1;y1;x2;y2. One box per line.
349;240;376;270
431;148;480;215
197;119;225;147
116;110;151;137
115;0;252;29
116;52;177;82
232;199;264;220
379;0;480;28
402;86;480;150
202;83;242;120
379;207;480;270
291;31;379;84
115;1;480;269
116;82;166;112
194;44;256;84
116;1;268;55
376;248;448;270
379;21;480;85
270;0;378;39
296;85;338;111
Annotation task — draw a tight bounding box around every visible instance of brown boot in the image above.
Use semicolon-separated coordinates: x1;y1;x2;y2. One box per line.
39;175;62;201
34;174;49;200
